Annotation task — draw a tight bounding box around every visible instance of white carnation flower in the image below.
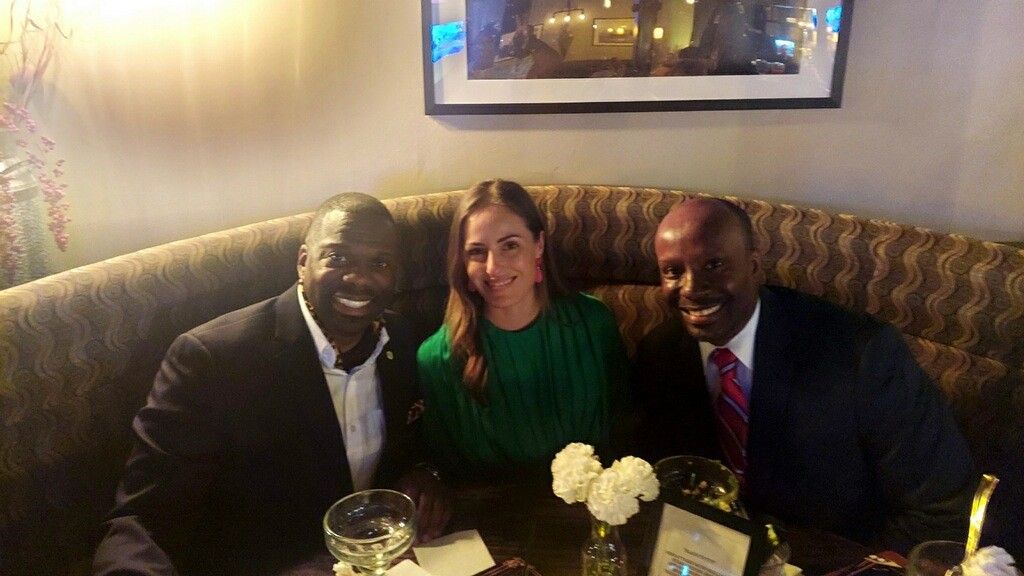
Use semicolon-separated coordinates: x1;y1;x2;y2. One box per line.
551;443;603;504
551;444;659;526
610;456;660;502
585;468;640;526
962;546;1017;576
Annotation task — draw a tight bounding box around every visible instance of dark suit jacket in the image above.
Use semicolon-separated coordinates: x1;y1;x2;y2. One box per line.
635;286;975;552
93;285;424;576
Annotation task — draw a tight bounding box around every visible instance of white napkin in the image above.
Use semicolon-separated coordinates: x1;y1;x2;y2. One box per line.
413;530;496;576
387;560;435;576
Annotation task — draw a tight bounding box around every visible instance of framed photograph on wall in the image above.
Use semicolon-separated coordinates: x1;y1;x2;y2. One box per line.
592;18;636;47
422;0;855;114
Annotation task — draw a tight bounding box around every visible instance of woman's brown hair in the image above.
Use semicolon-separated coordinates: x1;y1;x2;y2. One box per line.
443;180;569;402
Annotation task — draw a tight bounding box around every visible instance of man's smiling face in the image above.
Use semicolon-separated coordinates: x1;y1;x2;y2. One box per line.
654;199;761;346
297;209;398;340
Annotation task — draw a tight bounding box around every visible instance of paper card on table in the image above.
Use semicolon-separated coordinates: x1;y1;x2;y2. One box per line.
647;501;768;576
388;560;435;576
413;529;495;576
783;564;802;576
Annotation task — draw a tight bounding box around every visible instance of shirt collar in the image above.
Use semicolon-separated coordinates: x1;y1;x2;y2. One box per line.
297;285;389;371
698;298;761;373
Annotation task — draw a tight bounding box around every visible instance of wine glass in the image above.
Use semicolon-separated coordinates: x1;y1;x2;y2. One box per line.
324;489;417;576
907;540;965;576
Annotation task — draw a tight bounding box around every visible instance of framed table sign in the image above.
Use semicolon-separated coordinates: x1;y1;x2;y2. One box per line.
421;0;855;114
647;496;771;576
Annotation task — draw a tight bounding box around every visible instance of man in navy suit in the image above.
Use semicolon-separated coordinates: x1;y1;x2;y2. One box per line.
635;197;974;552
93;193;449;575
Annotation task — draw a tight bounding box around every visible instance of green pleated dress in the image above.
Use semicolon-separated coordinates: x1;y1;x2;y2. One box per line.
416;293;629;478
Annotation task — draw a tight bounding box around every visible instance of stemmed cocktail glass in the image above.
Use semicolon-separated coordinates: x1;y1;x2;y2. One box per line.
324;489;417;576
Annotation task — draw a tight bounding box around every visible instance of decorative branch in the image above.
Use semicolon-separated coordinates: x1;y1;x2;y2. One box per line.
0;0;70;286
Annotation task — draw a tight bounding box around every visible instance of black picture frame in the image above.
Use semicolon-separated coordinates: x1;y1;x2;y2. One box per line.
644;495;773;576
422;0;855;115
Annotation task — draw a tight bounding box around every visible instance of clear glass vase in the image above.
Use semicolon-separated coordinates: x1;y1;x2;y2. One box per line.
581;513;627;576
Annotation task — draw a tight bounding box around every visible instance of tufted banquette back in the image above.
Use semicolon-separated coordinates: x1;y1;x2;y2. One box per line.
2;186;1022;574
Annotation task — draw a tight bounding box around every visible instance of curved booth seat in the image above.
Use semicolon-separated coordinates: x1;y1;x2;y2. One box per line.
2;186;1021;574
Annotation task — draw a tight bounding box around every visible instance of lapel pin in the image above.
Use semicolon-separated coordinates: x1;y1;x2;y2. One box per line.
385;350;394;360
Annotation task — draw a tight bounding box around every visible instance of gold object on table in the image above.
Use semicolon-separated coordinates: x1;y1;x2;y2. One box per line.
964;474;999;560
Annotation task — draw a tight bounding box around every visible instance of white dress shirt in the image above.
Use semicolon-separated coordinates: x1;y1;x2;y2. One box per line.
298;286;387;491
698;299;761;403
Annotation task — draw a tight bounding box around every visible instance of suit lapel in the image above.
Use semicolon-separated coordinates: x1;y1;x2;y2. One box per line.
747;287;795;493
272;286;354;500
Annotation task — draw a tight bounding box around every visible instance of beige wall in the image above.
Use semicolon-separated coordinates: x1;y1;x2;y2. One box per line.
35;0;1024;273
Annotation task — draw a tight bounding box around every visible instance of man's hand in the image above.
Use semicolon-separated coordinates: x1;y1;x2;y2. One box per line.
397;466;452;544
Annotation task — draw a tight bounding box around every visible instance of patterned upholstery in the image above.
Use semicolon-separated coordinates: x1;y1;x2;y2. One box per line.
1;186;1022;574
0;214;312;575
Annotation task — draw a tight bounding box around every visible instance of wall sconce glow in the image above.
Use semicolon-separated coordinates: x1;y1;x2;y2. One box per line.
652;27;664;39
603;0;611;8
63;0;231;29
552;7;585;24
686;0;695;4
63;0;229;19
615;26;625;35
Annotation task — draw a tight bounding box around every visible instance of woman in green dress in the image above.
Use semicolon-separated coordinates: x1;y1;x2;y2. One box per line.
417;179;629;480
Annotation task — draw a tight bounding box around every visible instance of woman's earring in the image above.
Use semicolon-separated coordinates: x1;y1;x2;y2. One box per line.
535;257;543;284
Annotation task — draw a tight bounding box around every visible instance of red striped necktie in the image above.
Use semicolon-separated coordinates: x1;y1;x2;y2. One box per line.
710;347;749;485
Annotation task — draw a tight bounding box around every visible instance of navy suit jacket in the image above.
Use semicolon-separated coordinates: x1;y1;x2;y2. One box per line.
93;285;424;576
635;286;975;552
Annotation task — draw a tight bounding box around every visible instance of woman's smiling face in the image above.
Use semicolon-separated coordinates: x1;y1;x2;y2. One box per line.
462;204;545;329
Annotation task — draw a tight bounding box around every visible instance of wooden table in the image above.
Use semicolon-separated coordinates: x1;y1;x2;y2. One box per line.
284;483;870;576
445;483;870;576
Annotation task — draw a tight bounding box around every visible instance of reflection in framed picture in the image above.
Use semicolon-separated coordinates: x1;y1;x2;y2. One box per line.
422;0;855;114
593;18;636;47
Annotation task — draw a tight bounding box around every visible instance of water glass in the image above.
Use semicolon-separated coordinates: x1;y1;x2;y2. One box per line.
907;540;965;576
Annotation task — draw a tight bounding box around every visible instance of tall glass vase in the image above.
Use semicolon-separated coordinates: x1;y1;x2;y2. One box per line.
1;155;49;288
581;513;627;576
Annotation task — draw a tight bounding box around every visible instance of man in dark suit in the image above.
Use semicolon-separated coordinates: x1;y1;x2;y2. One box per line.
636;197;974;552
93;193;449;575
